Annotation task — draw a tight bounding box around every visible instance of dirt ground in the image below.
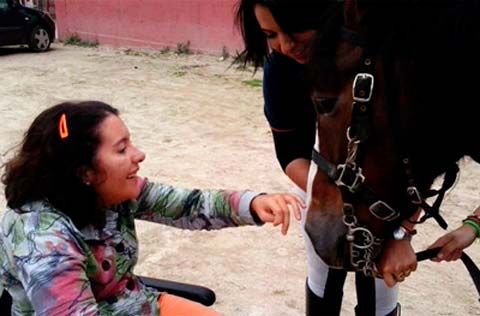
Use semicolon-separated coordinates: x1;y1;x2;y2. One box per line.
0;43;479;315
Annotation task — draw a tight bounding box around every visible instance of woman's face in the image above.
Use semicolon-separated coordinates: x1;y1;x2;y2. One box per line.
86;114;145;207
254;4;316;64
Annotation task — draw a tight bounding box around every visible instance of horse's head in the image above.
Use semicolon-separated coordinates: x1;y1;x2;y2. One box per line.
304;0;480;273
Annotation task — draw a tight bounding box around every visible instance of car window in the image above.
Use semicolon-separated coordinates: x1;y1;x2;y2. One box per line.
0;0;8;10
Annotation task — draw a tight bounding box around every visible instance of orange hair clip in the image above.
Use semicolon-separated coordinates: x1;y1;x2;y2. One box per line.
58;113;69;139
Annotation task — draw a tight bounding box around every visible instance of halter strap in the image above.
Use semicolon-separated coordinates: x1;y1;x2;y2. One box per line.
340;27;368;47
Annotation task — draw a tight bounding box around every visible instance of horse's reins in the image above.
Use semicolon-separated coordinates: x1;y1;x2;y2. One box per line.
416;248;480;301
311;27;480;300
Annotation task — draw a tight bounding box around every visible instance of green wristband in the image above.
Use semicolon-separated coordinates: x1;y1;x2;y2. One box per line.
463;220;480;238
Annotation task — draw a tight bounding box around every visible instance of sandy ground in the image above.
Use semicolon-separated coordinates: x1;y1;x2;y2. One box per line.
0;43;479;315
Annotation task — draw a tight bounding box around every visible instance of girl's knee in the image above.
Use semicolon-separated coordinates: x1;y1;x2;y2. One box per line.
158;293;220;316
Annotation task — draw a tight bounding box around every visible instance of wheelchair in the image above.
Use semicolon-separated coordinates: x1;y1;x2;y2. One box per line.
0;276;216;314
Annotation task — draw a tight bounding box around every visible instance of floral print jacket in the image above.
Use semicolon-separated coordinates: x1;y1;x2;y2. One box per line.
0;180;260;315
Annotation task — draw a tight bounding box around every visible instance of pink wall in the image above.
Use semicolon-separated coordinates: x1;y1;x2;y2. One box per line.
55;0;244;54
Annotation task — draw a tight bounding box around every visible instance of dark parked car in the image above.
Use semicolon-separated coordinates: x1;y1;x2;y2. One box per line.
0;0;55;52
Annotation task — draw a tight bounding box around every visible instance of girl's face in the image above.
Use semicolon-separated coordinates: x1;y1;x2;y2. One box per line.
86;114;145;207
254;4;316;64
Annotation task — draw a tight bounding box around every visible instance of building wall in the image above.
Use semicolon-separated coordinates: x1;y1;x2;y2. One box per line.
55;0;244;54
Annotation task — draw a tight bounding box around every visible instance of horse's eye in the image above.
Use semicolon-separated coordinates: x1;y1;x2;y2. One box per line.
311;93;338;115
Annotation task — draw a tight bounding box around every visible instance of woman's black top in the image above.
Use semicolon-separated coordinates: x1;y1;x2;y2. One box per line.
263;52;316;171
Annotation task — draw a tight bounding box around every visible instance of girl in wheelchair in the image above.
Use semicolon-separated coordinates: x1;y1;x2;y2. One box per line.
0;101;303;316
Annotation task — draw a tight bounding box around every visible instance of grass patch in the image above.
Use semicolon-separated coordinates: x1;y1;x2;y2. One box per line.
220;46;230;61
175;41;192;55
160;46;171;54
123;48;144;56
64;34;98;47
242;79;262;88
173;71;187;77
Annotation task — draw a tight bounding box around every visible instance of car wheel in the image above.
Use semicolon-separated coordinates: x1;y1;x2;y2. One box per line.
28;25;51;52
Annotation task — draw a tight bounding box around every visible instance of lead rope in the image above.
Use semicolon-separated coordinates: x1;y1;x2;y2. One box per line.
415;248;480;301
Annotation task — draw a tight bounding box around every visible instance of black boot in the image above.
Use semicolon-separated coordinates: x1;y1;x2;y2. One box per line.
355;302;401;316
385;303;401;316
306;279;343;316
354;272;401;316
306;281;324;316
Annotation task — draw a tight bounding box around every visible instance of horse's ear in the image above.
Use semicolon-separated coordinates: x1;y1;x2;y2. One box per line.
343;0;367;29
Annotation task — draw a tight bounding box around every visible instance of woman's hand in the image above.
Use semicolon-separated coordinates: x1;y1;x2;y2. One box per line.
250;193;305;235
378;239;417;287
428;225;477;262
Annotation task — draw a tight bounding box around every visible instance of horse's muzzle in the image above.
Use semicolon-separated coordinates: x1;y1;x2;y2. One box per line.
304;210;350;268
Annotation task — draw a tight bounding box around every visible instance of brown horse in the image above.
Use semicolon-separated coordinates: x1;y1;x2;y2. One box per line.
304;0;480;276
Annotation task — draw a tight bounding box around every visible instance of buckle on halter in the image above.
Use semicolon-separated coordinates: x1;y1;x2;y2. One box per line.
369;201;400;221
336;163;365;192
406;186;422;205
353;73;374;102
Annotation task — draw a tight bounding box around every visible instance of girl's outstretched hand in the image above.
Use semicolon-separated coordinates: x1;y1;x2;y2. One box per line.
250;193;305;235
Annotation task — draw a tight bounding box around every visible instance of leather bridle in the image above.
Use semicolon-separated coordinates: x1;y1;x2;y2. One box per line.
311;27;460;277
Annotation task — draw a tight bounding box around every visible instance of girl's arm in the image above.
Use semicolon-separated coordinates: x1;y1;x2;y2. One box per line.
134;180;303;233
